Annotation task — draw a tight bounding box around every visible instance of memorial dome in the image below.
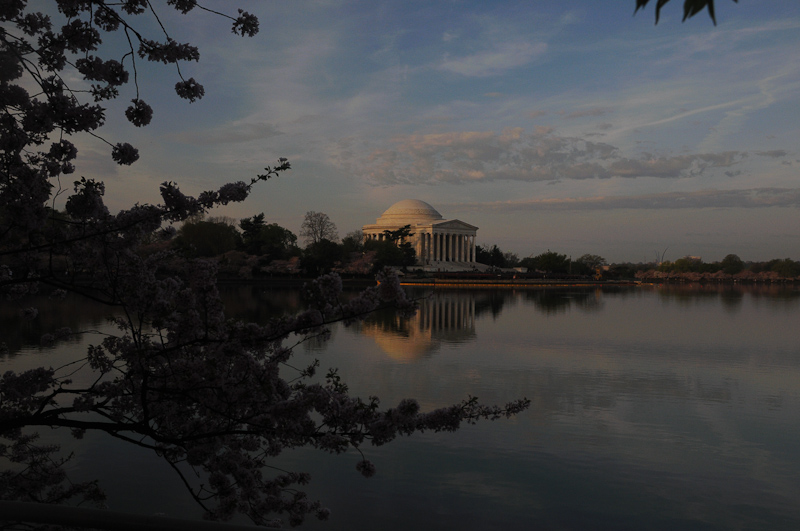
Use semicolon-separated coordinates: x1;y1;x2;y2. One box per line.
375;199;443;226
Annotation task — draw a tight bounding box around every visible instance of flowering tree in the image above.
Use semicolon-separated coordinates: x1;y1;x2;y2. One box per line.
0;2;528;527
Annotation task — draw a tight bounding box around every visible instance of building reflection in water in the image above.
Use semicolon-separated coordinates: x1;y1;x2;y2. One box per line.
359;291;478;361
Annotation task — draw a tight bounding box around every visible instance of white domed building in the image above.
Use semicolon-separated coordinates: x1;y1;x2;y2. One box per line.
362;200;479;270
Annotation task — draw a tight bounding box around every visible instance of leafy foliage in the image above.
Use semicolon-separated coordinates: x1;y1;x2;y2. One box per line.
634;0;739;25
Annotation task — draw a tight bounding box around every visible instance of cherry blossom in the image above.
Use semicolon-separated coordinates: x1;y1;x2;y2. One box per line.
0;2;529;527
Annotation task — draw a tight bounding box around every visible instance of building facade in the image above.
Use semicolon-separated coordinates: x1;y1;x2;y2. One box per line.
362;199;478;267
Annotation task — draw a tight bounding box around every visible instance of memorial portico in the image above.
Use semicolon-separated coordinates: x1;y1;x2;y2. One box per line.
362;200;479;270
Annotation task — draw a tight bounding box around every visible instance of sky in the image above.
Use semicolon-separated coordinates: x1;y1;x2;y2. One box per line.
59;0;800;263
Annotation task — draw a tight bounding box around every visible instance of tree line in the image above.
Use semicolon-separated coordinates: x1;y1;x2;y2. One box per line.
475;244;800;281
165;214;800;282
161;210;418;278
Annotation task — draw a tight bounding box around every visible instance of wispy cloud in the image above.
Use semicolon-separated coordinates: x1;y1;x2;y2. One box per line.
564;107;613;119
456;188;800;212
171;122;283;145
439;41;547;77
352;127;748;185
755;150;788;158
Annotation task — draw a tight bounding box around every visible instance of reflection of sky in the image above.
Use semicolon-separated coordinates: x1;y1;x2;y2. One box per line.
328;285;800;529
4;285;800;529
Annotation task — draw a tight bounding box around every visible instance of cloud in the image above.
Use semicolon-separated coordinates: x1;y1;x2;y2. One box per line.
564;107;613;119
455;188;800;212
609;152;745;179
171;122;283;145
353;127;748;185
439;41;547;77
755;150;788;158
527;110;547;119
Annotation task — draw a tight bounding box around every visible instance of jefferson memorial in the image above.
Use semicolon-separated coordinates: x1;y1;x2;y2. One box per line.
362;199;479;270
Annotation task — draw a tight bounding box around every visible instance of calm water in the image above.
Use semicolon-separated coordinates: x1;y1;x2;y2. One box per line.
3;284;800;530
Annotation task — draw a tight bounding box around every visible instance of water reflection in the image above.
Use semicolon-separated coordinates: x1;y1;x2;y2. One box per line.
3;284;800;530
0;293;114;356
298;283;800;530
359;291;477;360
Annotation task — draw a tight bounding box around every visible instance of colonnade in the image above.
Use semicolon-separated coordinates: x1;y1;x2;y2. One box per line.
363;231;476;264
417;231;475;264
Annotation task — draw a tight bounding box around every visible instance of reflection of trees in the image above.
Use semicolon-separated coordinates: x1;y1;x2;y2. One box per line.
653;284;800;313
473;290;512;320
521;288;604;315
1;293;115;356
219;285;304;322
359;291;477;361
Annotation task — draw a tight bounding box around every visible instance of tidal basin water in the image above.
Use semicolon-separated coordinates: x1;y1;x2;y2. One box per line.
4;284;800;530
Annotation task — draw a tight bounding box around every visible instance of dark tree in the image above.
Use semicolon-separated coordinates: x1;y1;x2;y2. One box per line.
475;244;506;268
301;238;343;276
300;211;339;246
174;218;241;257
574;254;607;276
521;250;571;274
720;254;745;275
635;0;738;25
240;213;299;259
364;225;416;270
341;229;365;254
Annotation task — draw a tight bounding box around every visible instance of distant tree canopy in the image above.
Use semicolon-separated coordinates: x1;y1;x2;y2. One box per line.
520;251;571;274
720;253;745;275
174;218;240;257
341;230;365;254
300;238;343;276
239;213;299;259
635;0;738;25
654;255;800;278
476;244;507;268
572;254;608;276
503;251;520;268
300;211;338;246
